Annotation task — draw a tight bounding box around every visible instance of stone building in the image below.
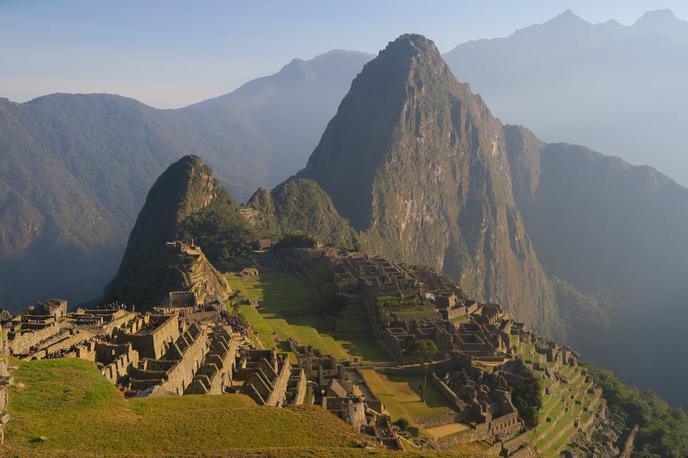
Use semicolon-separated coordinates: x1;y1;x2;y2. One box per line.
185;325;238;395
128;322;208;396
115;314;180;359
239;349;292;406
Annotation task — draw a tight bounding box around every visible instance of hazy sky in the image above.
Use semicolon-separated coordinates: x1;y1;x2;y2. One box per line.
2;0;687;108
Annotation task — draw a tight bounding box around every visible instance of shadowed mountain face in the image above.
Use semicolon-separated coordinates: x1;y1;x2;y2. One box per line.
506;125;688;407
301;35;561;337
444;9;688;187
0;50;371;308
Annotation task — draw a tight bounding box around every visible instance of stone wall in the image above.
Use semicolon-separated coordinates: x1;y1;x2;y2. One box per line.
429;371;463;409
241;352;292;407
436;429;477;448
416;412;457;428
9;324;60;356
116;315;179;359
128;323;209;395
293;368;307;405
0;327;9;444
34;330;93;359
98;343;139;384
185;326;237;395
152;328;208;395
501;430;530;455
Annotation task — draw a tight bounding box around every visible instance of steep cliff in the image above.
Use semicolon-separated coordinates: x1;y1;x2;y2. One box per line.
105;155;248;307
300;35;560;336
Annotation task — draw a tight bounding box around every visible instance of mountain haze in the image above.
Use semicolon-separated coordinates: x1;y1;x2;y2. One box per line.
506;125;688;407
445;9;688;186
0;50;370;309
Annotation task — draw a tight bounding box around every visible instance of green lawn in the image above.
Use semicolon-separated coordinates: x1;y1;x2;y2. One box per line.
227;272;390;362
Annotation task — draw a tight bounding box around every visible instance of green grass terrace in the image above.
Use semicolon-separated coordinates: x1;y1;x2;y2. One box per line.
225;272;391;363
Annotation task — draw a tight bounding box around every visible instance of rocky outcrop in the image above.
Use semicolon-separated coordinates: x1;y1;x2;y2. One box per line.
106;155;240;308
300;34;560;336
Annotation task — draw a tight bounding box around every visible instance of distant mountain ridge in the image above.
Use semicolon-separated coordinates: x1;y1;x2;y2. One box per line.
0;50;371;309
505;126;688;407
444;9;688;187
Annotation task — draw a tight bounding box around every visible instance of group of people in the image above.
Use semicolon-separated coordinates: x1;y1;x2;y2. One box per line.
45;348;67;359
221;311;249;338
102;302;132;312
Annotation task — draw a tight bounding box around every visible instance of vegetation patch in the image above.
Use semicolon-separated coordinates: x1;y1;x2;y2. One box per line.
586;364;688;458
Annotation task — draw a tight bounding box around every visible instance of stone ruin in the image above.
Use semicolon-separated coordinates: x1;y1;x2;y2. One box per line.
159;240;231;307
0;297;252;401
287;339;402;449
0;247;607;455
295;248;585;455
238;349;294;406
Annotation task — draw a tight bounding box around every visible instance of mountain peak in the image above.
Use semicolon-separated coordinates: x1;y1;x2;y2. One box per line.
388;33;437;52
301;35;559;333
636;9;677;25
106;154;249;307
544;9;589;28
172;154;203;170
632;9;688;42
380;34;442;63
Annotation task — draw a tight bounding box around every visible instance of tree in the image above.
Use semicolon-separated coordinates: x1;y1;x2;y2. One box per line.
511;373;542;428
409;339;438;401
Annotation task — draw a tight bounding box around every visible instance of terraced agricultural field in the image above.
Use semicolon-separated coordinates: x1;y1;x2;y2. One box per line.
514;339;604;457
226;272;390;362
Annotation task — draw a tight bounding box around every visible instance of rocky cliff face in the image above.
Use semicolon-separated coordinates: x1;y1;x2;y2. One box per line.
106;155;244;307
301;35;560;336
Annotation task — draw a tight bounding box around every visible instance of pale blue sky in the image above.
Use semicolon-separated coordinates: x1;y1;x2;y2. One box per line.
1;0;686;108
